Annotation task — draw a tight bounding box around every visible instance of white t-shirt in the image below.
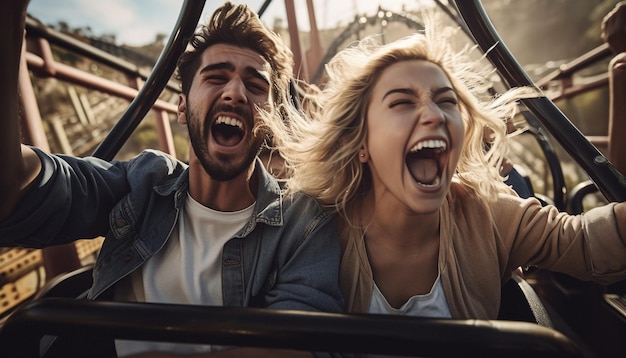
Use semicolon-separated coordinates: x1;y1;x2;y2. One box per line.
369;273;452;318
114;193;254;356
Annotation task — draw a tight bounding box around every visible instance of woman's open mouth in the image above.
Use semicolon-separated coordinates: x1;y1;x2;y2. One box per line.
406;139;447;187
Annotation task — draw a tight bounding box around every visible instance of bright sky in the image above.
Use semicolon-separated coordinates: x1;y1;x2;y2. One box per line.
27;0;433;46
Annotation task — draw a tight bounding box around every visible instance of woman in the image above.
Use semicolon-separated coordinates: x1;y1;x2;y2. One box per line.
269;17;626;319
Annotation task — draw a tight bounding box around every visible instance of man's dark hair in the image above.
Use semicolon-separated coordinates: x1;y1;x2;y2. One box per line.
176;1;293;108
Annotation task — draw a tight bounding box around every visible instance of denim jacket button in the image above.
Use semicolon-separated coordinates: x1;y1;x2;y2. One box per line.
122;253;133;262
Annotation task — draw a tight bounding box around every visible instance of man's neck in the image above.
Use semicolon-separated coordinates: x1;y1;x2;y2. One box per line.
187;165;257;212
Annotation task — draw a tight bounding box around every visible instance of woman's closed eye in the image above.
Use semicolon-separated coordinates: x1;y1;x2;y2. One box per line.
437;97;458;106
388;98;415;108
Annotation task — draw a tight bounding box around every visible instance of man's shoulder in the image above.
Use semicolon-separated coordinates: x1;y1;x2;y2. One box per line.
128;149;181;164
282;191;334;219
122;150;188;187
125;150;187;172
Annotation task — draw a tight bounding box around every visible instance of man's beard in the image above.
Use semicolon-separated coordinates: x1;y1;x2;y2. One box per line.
186;108;263;181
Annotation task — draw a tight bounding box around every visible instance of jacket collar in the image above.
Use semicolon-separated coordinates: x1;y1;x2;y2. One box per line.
153;157;283;232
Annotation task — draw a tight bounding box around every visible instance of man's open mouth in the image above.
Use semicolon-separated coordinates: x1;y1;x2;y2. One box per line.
212;116;245;147
406;139;447;187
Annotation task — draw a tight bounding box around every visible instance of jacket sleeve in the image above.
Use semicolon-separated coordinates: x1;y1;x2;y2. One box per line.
0;147;130;247
495;194;626;284
263;194;345;313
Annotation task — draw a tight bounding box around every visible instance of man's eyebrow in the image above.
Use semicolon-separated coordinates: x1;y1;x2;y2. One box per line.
382;86;457;100
199;62;270;85
199;62;234;74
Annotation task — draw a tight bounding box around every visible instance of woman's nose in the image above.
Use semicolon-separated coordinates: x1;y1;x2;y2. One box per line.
419;102;445;127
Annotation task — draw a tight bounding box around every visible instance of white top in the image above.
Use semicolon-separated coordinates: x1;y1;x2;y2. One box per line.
369;273;452;318
115;193;254;356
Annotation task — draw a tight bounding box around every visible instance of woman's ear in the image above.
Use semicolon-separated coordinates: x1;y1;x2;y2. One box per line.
358;147;369;163
177;94;187;125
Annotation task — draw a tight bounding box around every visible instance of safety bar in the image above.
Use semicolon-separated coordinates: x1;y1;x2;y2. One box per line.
0;298;584;358
520;110;567;210
452;0;626;202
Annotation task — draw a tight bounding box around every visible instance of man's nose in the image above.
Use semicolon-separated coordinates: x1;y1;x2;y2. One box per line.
221;78;247;104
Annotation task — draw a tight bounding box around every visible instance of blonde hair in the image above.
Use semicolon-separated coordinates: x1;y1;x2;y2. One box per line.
271;15;539;219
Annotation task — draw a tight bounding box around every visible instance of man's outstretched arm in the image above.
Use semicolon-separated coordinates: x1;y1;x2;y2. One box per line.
0;0;42;220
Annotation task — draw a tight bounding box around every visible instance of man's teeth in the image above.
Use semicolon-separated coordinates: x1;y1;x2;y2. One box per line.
410;139;446;152
216;116;243;129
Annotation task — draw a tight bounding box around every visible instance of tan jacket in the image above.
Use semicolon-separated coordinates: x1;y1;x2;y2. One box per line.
340;183;626;319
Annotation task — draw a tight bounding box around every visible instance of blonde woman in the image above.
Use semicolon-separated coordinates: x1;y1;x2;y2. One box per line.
270;19;626;319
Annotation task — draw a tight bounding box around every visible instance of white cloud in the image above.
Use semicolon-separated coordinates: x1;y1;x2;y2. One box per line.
27;0;434;46
28;0;179;45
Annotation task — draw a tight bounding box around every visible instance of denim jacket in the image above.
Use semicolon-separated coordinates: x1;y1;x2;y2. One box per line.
0;148;344;313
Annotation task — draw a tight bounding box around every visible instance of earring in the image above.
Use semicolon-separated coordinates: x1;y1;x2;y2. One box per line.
360;153;365;157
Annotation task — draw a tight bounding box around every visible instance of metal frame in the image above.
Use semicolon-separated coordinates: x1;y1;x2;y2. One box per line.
452;0;626;202
0;298;584;358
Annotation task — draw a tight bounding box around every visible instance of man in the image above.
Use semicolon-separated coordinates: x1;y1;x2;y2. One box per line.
0;2;343;356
